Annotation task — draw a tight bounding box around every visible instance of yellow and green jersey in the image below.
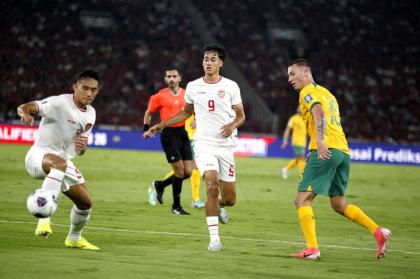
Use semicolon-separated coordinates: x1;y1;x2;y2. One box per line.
299;83;349;154
287;114;307;148
184;115;196;140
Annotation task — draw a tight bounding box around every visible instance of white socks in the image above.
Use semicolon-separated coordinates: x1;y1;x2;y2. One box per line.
206;216;220;243
68;205;91;242
41;168;65;200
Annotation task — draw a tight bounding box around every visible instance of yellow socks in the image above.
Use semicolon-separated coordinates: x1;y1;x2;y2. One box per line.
344;204;379;233
285;159;297;170
191;169;201;201
297;206;318;248
163;170;174;180
297;204;378;251
297;159;305;174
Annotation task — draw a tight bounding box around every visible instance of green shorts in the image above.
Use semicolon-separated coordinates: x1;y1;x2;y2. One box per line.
298;149;350;196
292;146;305;157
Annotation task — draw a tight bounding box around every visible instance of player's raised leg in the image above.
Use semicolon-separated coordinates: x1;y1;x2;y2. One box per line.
331;196;392;259
218;180;236;224
32;153;67;238
170;160;192;215
149;174;175;205
63;184;99;250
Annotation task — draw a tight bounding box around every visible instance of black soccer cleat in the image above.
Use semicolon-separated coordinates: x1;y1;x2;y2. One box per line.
153;180;164;204
171;207;190;215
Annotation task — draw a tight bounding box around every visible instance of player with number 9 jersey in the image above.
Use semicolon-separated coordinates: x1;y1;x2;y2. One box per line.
144;45;246;252
184;76;242;147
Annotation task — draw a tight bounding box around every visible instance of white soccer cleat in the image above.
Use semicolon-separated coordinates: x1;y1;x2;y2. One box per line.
148;186;157;206
219;207;228;224
191;200;205;208
281;168;288;180
208;240;222;252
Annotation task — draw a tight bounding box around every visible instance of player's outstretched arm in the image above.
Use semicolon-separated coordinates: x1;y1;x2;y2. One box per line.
144;104;194;139
17;102;38;126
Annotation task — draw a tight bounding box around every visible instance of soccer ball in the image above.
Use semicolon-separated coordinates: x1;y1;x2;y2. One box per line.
26;189;57;218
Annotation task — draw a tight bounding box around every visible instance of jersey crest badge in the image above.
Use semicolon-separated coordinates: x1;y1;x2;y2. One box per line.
218;90;225;98
304;94;312;103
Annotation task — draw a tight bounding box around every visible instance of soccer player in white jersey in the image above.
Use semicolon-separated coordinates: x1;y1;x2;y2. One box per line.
146;45;246;251
17;69;100;250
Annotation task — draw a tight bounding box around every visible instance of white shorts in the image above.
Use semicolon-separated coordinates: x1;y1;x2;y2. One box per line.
25;147;85;192
194;140;236;182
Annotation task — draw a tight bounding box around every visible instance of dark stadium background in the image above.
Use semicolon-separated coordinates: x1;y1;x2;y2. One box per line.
1;0;418;144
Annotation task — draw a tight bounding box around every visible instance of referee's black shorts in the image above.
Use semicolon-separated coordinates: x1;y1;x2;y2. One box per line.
160;127;193;163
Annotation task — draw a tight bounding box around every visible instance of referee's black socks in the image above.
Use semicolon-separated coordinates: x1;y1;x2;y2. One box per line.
172;176;183;209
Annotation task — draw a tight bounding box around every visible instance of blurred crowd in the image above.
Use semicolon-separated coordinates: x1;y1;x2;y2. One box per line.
1;0;203;127
1;0;418;143
196;0;419;143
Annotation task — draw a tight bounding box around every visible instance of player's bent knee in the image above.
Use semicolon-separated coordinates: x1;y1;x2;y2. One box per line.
76;199;92;210
48;160;67;172
183;170;192;179
294;198;304;208
207;186;219;197
331;204;346;215
51;160;67;172
206;182;219;197
44;154;67;172
224;198;236;206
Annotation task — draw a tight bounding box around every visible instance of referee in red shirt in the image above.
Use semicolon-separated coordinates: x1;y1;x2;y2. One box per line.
143;68;193;215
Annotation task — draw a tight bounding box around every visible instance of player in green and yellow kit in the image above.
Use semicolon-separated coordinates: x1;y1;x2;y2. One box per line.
287;59;391;260
161;115;205;208
281;106;307;179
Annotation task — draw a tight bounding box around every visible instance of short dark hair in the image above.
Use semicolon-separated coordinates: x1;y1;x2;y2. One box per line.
288;59;310;68
165;67;181;76
76;69;100;83
204;44;226;61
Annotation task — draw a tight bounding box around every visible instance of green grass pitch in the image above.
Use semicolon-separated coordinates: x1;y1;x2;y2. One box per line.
0;144;419;279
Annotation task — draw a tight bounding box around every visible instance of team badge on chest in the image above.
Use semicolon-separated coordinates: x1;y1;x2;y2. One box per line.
218;90;225;98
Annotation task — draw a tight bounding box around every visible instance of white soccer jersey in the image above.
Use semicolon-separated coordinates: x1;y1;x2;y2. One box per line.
185;77;242;146
32;93;96;159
